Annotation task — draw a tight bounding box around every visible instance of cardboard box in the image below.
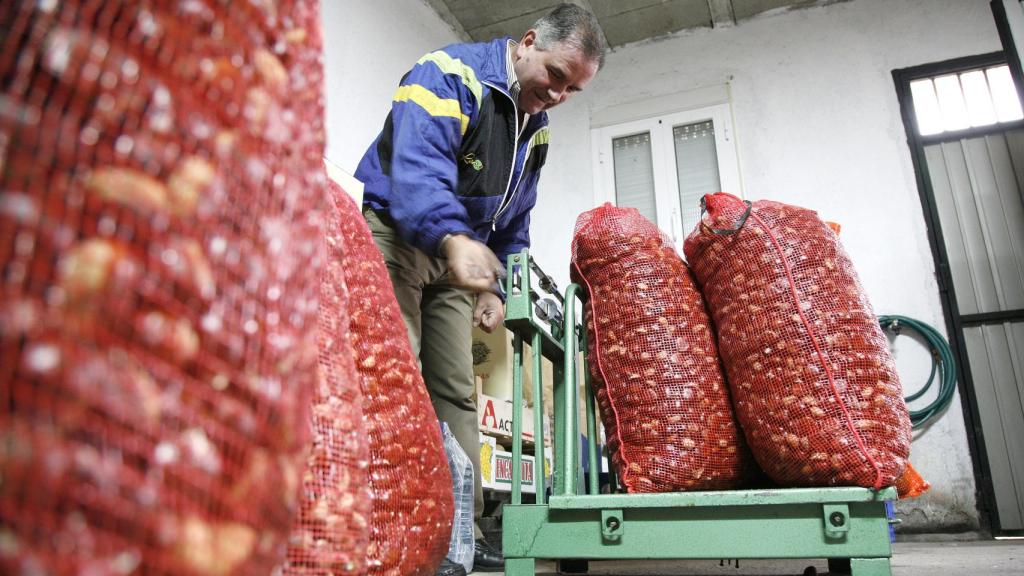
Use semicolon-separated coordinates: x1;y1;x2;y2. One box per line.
472;325;553;415
478;391;553;445
480;433;552;494
324;157;364;205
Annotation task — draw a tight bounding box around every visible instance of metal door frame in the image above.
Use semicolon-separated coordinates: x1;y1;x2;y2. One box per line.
893;51;1024;535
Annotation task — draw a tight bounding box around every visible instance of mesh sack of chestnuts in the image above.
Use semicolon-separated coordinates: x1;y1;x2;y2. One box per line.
1;1;327;574
571;203;750;493
683;192;911;489
331;185;453;576
282;177;370;576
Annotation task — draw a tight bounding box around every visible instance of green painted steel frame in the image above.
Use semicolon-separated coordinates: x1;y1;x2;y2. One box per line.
503;499;892;558
500;250;895;575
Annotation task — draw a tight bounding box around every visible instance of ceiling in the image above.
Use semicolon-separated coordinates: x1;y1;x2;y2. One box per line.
422;0;848;49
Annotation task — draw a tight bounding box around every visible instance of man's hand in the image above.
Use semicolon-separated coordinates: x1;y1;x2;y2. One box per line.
474;291;505;333
442;234;504;292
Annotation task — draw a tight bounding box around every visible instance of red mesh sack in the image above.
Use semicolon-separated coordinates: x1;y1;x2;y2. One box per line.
282;180;371;575
332;186;453;575
1;2;325;574
895;462;930;500
570;204;749;492
683;193;912;489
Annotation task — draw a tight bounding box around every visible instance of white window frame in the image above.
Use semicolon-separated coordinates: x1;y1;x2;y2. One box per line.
590;103;742;252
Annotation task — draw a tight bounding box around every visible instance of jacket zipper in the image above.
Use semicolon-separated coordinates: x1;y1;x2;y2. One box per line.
483;80;534;231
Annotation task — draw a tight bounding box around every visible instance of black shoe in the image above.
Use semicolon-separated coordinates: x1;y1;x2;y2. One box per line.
435;558;467;576
473;538;504;572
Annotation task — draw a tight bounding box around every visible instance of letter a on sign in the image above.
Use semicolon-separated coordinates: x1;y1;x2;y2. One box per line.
481;399;498;428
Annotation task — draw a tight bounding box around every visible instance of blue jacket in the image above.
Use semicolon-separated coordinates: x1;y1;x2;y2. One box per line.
355;38;550;262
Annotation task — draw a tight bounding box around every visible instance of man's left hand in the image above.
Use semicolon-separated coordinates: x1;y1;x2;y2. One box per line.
473;291;505;333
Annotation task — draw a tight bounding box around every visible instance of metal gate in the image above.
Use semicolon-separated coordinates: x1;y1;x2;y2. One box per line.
924;130;1024;532
896;52;1024;533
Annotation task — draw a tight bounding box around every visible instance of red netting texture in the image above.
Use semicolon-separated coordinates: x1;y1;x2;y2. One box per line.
1;1;326;574
282;179;370;575
570;204;749;493
895;461;930;500
333;188;453;575
683;193;911;489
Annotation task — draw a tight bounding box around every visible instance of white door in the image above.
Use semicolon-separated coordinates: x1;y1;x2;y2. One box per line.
591;104;742;253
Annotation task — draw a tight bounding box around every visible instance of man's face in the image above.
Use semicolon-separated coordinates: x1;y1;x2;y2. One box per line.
513;30;599;115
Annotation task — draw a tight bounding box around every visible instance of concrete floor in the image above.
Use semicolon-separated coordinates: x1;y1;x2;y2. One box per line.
478;540;1024;575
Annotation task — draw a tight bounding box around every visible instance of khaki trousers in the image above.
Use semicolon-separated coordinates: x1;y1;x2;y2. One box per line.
364;209;484;540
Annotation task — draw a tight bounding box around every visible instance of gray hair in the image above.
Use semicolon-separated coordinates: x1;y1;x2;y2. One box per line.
531;3;606;69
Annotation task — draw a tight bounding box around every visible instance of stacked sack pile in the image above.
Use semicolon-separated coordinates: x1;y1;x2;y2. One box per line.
572;193;922;496
1;2;453;575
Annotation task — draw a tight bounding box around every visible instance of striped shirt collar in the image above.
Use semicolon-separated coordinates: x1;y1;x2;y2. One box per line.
506;40;520;101
506;40;530;131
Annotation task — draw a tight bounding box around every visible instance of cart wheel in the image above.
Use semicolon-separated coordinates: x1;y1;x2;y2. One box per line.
557;559;589;573
803;567;817;576
827;558;852;575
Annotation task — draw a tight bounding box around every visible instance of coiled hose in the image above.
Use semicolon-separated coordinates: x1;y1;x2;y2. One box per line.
878;315;957;429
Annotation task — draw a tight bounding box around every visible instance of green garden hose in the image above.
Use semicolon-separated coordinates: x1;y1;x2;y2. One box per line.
878;315;957;429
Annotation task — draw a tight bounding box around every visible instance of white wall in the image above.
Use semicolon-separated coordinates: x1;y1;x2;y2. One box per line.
538;0;999;532
324;0;1000;532
321;0;460;172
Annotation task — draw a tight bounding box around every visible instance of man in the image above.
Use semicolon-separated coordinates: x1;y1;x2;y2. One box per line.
355;4;604;574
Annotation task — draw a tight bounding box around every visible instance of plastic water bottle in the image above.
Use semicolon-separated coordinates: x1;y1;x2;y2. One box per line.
442;422;474;573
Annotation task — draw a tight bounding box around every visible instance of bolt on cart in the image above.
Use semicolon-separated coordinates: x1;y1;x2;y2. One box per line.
499;250;897;576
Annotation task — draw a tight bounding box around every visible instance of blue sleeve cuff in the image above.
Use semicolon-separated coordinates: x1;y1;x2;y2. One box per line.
421;219;475;257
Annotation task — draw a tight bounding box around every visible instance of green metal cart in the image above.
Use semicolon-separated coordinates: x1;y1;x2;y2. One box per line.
499;250;897;576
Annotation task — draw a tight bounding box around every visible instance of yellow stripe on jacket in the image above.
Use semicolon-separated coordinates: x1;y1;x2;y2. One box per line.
417;51;483;107
393;84;470;135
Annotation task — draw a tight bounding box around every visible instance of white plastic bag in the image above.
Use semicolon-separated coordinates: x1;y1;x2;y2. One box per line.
442;422;474;573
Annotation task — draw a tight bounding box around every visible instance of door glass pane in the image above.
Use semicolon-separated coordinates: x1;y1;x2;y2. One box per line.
674;120;720;235
612;132;657;223
910;65;1024;137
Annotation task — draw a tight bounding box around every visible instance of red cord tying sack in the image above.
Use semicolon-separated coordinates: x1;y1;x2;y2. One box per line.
332;187;453;575
571;204;750;492
282;179;370;575
1;1;326;574
684;193;911;489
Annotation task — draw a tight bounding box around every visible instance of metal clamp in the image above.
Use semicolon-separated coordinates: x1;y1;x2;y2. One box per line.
822;504;850;539
535;297;563;327
601;509;624;542
511;259;523;297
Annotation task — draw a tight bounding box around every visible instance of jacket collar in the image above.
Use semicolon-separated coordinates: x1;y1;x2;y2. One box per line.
477;37;514;95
